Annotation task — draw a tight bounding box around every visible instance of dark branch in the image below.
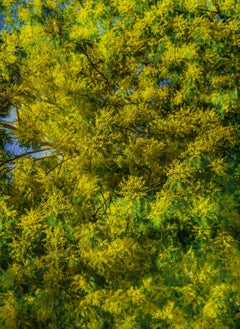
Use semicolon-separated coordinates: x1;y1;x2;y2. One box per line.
0;148;54;167
0;122;17;131
78;44;113;93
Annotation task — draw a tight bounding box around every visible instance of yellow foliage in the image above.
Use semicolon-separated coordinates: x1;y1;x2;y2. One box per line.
0;0;239;328
0;292;18;329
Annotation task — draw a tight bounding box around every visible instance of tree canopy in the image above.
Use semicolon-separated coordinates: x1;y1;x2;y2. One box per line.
0;0;240;328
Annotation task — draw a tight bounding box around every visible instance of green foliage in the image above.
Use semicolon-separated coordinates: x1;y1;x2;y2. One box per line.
0;0;240;327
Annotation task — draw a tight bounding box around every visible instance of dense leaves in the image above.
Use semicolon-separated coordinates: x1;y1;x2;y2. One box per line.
0;0;240;328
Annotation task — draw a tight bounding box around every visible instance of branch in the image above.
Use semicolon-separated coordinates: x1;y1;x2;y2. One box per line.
89;196;112;223
198;7;220;14
78;44;113;93
46;156;71;174
0;122;17;131
0;147;54;167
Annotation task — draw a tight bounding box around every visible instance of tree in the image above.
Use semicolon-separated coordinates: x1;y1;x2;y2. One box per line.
0;0;240;328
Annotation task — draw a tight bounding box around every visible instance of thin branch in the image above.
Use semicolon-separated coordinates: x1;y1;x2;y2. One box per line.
78;44;113;93
89;196;112;223
0;122;17;131
46;156;71;175
34;153;58;161
0;148;54;167
198;8;220;14
16;106;20;122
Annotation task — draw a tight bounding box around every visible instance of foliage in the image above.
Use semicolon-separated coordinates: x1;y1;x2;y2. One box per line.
0;0;240;327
